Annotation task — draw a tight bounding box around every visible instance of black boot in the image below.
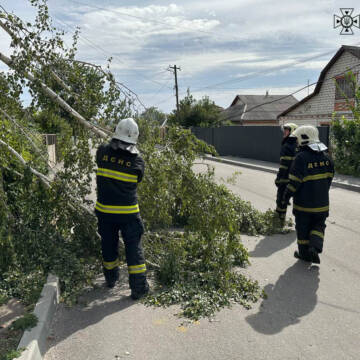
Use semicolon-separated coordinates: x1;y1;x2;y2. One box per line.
131;281;149;300
294;250;312;262
308;247;320;264
103;267;119;288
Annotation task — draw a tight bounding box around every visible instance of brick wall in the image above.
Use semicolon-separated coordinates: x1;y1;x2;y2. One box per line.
279;51;360;126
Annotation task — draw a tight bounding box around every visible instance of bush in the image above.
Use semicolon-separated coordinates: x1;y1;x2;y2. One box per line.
331;116;360;176
331;71;360;176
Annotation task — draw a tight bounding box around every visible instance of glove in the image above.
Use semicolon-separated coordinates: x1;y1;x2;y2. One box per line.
281;188;291;208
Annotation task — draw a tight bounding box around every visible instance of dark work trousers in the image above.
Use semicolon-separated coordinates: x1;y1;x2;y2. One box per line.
276;184;287;219
97;216;147;291
295;213;327;257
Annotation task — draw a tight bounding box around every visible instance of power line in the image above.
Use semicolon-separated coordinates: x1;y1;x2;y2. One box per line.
152;77;173;97
51;16;171;89
0;7;147;113
237;61;360;116
64;0;360;100
185;48;360;94
152;94;175;108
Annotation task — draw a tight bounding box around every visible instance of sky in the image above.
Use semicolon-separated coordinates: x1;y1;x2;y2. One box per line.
1;0;360;113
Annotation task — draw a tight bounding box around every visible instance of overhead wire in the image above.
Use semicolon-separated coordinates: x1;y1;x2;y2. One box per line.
49;17;149;111
57;0;360;99
184;45;360;95
230;61;360;117
4;3;360;117
0;5;147;114
52;16;173;87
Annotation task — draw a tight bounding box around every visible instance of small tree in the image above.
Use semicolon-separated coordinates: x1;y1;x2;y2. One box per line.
168;89;225;128
331;72;360;176
140;106;166;126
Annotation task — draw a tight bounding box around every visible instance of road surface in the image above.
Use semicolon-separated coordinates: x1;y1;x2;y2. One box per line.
44;160;360;360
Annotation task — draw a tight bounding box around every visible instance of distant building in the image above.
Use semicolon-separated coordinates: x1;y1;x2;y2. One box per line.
278;45;360;127
222;92;298;126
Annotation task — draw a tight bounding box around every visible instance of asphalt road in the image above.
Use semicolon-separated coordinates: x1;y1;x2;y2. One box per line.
44;160;360;360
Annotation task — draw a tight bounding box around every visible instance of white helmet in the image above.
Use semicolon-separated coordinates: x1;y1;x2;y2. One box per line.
291;125;319;146
283;123;298;134
112;118;139;144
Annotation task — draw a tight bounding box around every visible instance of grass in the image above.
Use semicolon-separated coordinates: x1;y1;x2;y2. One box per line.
0;328;23;360
0;294;9;306
0;313;38;360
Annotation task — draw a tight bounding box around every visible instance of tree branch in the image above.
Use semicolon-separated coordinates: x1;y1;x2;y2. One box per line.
0;138;96;217
0;138;50;185
0;108;57;176
0;19;75;95
0;51;108;139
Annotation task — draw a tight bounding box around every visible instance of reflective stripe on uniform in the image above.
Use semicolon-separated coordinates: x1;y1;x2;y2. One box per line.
310;230;324;239
293;204;329;213
297;240;310;245
95;201;139;214
287;184;296;192
302;172;334;182
97;168;138;183
289;174;302;182
279;165;288;170
280;156;295;161
276;206;287;213
103;258;121;270
128;263;146;274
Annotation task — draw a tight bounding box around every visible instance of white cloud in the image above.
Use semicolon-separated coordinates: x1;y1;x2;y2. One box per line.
77;4;219;54
2;0;360;113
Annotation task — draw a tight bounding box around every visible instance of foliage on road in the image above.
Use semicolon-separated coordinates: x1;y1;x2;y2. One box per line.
138;120;291;319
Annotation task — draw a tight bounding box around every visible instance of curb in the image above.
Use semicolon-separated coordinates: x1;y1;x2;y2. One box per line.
16;274;60;360
204;155;360;193
203;155;277;174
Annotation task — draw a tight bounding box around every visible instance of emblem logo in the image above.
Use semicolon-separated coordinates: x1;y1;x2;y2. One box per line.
334;8;360;35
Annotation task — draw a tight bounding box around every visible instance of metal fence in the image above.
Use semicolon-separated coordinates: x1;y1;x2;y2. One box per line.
42;134;57;166
191;126;330;163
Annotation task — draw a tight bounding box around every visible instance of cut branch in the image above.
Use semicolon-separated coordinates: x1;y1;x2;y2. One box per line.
67;58;147;111
0;139;95;216
0;19;74;95
0;108;57;176
0;51;108;139
0;138;50;185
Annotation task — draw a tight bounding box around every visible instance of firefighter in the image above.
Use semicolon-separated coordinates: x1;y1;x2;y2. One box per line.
275;123;298;222
95;118;149;299
281;125;334;264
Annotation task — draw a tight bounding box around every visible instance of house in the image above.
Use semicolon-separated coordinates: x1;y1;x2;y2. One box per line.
278;45;360;127
222;92;298;126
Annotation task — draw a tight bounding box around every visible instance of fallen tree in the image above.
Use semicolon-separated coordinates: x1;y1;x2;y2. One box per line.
0;0;291;320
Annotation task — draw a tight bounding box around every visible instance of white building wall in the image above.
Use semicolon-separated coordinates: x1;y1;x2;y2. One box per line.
279;51;360;126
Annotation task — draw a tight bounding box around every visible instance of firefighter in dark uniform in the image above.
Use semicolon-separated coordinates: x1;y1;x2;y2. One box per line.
282;125;334;264
275;123;298;222
95;118;149;299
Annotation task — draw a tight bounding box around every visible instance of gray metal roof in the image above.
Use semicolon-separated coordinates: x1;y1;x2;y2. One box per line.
223;95;298;122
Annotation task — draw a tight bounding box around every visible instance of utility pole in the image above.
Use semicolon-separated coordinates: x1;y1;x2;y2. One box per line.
168;65;181;114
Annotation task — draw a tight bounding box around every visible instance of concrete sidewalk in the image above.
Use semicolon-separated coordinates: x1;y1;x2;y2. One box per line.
204;155;360;193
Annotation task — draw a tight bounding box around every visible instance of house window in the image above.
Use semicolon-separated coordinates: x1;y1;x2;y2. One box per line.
335;76;355;100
